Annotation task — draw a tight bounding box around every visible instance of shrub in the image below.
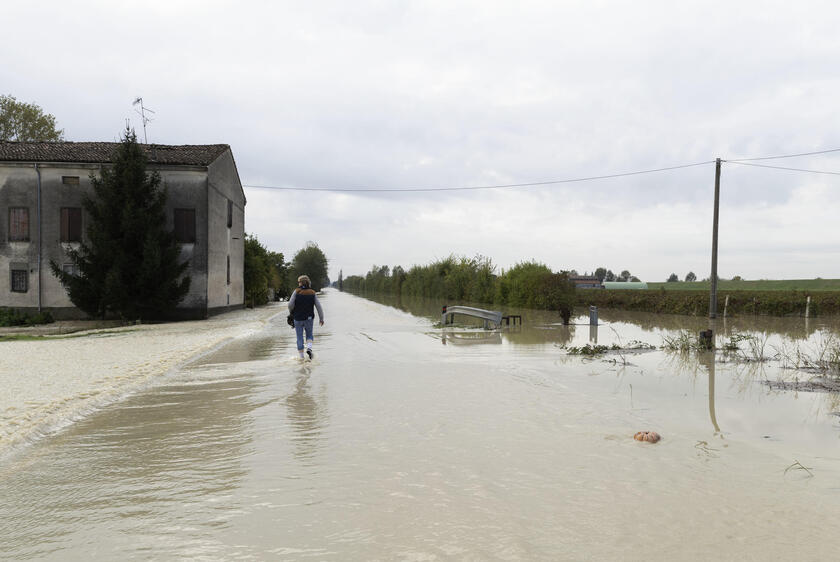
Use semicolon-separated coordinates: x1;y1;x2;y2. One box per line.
0;308;54;327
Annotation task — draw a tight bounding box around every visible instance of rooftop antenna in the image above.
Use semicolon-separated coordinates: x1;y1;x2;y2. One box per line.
132;97;155;144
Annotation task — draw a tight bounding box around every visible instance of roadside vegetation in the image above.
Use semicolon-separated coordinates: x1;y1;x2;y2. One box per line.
342;255;576;322
0;307;54;327
244;235;287;308
661;328;840;377
243;239;329;307
577;289;840;317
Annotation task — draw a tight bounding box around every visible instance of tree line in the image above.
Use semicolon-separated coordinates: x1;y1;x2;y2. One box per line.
341;255;577;323
244;239;329;307
592;267;641;283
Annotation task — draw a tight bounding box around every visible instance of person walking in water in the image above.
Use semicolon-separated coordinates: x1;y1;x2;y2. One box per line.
288;275;325;359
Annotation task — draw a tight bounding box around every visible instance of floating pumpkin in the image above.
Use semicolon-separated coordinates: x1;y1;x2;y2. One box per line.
634;431;661;443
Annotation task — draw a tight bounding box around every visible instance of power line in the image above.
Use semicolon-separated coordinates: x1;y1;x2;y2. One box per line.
243;160;715;193
727;147;840;162
725;160;840;176
241;146;840;194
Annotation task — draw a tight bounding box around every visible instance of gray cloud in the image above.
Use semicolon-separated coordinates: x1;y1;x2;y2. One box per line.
3;0;840;281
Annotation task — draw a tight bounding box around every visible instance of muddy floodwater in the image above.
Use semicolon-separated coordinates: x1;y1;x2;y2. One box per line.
3;290;840;560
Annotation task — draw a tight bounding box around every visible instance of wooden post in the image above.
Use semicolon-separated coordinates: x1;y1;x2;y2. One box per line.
709;158;722;318
806;295;811;318
724;294;729;318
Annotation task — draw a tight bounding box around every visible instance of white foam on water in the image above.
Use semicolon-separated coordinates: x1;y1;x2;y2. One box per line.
0;305;283;460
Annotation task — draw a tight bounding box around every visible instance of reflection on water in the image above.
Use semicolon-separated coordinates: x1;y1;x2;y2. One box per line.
600;307;840;341
191;335;288;366
442;331;503;345
285;366;329;463
699;351;721;434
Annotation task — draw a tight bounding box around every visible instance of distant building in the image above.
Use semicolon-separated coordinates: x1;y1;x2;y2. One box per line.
602;281;648;290
0;141;246;319
569;275;604;289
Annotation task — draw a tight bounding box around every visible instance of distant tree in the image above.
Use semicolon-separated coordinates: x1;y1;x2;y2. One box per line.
244;234;272;308
667;273;679;282
619;270;631;282
338;269;344;291
288;241;329;292
605;270;616;282
594;267;607;282
685;271;697;283
268;251;290;299
0;94;64;141
50;128;190;319
731;275;743;281
630;276;641;282
391;265;406;295
535;272;576;325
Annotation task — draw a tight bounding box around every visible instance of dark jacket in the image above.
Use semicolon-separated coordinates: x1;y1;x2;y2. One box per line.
288;287;324;321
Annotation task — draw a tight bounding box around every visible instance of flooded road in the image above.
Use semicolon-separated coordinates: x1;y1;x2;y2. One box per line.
2;290;840;560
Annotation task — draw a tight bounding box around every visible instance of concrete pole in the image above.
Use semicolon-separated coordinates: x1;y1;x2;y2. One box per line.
709;158;722;318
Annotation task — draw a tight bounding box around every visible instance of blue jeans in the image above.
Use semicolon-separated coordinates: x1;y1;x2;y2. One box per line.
294;317;314;350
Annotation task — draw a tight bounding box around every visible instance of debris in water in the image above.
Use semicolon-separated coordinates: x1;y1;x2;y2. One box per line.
784;459;813;477
634;431;661;443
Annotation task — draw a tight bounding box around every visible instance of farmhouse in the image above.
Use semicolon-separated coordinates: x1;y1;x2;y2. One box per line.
0;141;245;319
569;275;603;289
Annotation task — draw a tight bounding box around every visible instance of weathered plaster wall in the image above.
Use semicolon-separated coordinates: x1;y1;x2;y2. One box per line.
206;150;245;312
0;164;40;309
2;149;245;319
39;164;97;311
160;168;210;311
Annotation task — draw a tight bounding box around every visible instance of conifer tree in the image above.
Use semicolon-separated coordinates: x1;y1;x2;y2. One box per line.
51;128;190;319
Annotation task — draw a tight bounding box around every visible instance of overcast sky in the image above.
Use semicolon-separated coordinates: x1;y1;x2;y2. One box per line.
4;0;840;282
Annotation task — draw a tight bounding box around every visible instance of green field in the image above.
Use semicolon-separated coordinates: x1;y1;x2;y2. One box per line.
647;279;840;292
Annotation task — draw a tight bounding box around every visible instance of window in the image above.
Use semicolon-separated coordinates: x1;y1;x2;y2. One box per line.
62;176;80;185
11;269;28;293
174;208;196;243
8;207;29;241
60;207;82;242
227;200;233;228
226;255;230;285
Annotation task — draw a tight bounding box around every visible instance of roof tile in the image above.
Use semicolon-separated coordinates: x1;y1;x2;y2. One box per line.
0;141;230;166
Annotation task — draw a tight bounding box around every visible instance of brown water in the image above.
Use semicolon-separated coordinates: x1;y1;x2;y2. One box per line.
2;291;840;560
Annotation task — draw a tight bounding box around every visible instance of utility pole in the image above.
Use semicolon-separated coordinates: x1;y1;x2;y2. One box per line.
709;158;722;318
